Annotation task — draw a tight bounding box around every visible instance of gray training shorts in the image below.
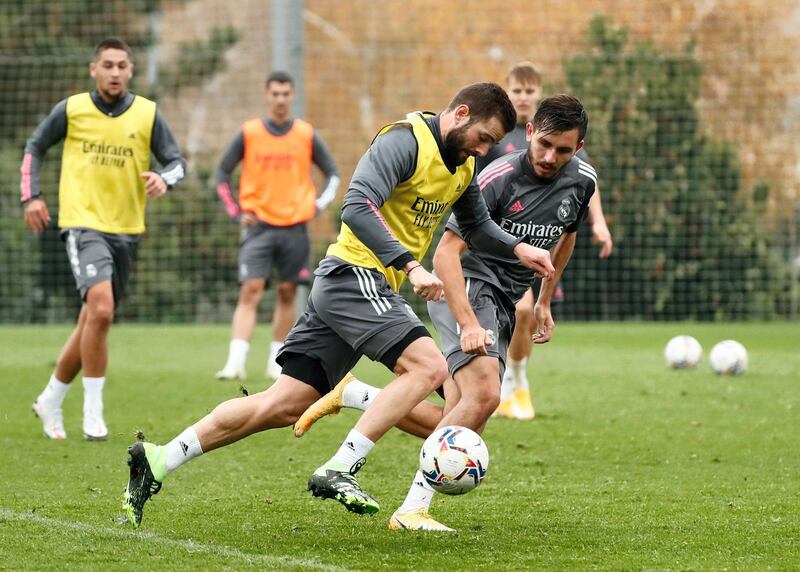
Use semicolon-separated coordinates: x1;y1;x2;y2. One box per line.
427;277;515;384
238;221;311;285
63;228;139;306
278;262;430;392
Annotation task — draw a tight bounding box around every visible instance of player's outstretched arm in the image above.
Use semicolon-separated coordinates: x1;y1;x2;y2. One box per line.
533;232;577;343
432;230;491;356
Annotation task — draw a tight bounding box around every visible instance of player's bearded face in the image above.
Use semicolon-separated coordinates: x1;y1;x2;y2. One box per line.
443;123;473;166
444;117;504;166
527;127;582;178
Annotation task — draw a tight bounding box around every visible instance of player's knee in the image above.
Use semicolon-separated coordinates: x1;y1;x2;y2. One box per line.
420;358;449;392
456;364;500;418
478;389;500;418
396;338;449;391
87;299;114;326
464;382;500;418
239;280;264;305
516;304;534;323
276;282;296;305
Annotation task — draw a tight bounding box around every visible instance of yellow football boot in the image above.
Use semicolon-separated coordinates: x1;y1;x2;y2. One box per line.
512;388;535;419
492;397;516;418
388;508;455;532
293;372;355;437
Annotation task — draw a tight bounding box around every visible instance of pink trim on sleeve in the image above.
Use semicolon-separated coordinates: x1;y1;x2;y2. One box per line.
20;153;33;202
216;182;241;218
367;199;395;235
477;161;513;191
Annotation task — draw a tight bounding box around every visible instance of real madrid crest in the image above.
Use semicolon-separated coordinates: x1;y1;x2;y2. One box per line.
557;198;571;222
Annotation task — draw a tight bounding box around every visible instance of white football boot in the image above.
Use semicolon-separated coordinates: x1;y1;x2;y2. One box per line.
215;365;246;380
32;399;67;440
83;406;108;441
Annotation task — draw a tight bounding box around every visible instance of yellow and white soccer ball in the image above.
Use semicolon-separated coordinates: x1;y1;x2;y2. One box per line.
709;340;748;375
664;335;703;369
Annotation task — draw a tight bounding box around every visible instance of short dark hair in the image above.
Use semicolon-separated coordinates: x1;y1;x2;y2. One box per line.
506;61;542;87
532;94;588;142
94;37;132;60
447;82;516;133
266;70;294;87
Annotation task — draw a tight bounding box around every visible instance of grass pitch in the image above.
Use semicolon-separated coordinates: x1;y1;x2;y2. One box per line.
1;322;798;570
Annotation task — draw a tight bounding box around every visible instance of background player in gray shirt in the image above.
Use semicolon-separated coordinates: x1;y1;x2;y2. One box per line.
481;61;613;420
294;94;595;532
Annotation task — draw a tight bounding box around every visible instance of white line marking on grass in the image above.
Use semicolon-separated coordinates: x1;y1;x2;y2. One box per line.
0;508;353;571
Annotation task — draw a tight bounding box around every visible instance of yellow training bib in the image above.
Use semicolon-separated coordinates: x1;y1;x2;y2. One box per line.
327;112;474;291
58;92;156;234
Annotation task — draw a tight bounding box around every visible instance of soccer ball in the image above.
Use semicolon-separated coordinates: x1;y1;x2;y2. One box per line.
709;340;748;375
419;426;489;495
664;335;703;369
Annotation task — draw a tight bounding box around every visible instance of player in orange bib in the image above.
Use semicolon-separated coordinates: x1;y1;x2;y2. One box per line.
214;71;340;381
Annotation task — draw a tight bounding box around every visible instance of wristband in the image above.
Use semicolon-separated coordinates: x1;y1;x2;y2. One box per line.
407;264;423;275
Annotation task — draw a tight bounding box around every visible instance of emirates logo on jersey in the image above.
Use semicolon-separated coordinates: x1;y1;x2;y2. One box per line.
509;200;524;213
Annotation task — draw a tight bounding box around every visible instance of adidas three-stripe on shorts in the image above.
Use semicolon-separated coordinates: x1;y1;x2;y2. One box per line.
278;260;429;392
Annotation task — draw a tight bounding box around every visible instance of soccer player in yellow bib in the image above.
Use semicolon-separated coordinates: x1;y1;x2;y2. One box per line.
122;82;554;528
21;38;185;441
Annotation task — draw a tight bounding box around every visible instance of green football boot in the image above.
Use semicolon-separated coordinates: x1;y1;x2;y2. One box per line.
307;458;379;515
123;442;167;527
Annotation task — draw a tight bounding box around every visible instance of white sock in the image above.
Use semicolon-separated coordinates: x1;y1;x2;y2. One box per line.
398;470;436;513
330;429;374;469
509;358;529;391
82;376;105;413
39;374;71;408
268;340;282;364
342;378;381;411
164;426;204;476
225;339;249;370
500;367;516;401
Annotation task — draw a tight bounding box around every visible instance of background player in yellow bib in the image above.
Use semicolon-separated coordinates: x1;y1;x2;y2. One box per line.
20;38;185;441
122;82;554;528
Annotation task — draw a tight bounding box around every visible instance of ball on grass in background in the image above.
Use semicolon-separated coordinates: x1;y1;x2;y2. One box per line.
419;426;489;495
664;335;703;369
709;340;748;375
